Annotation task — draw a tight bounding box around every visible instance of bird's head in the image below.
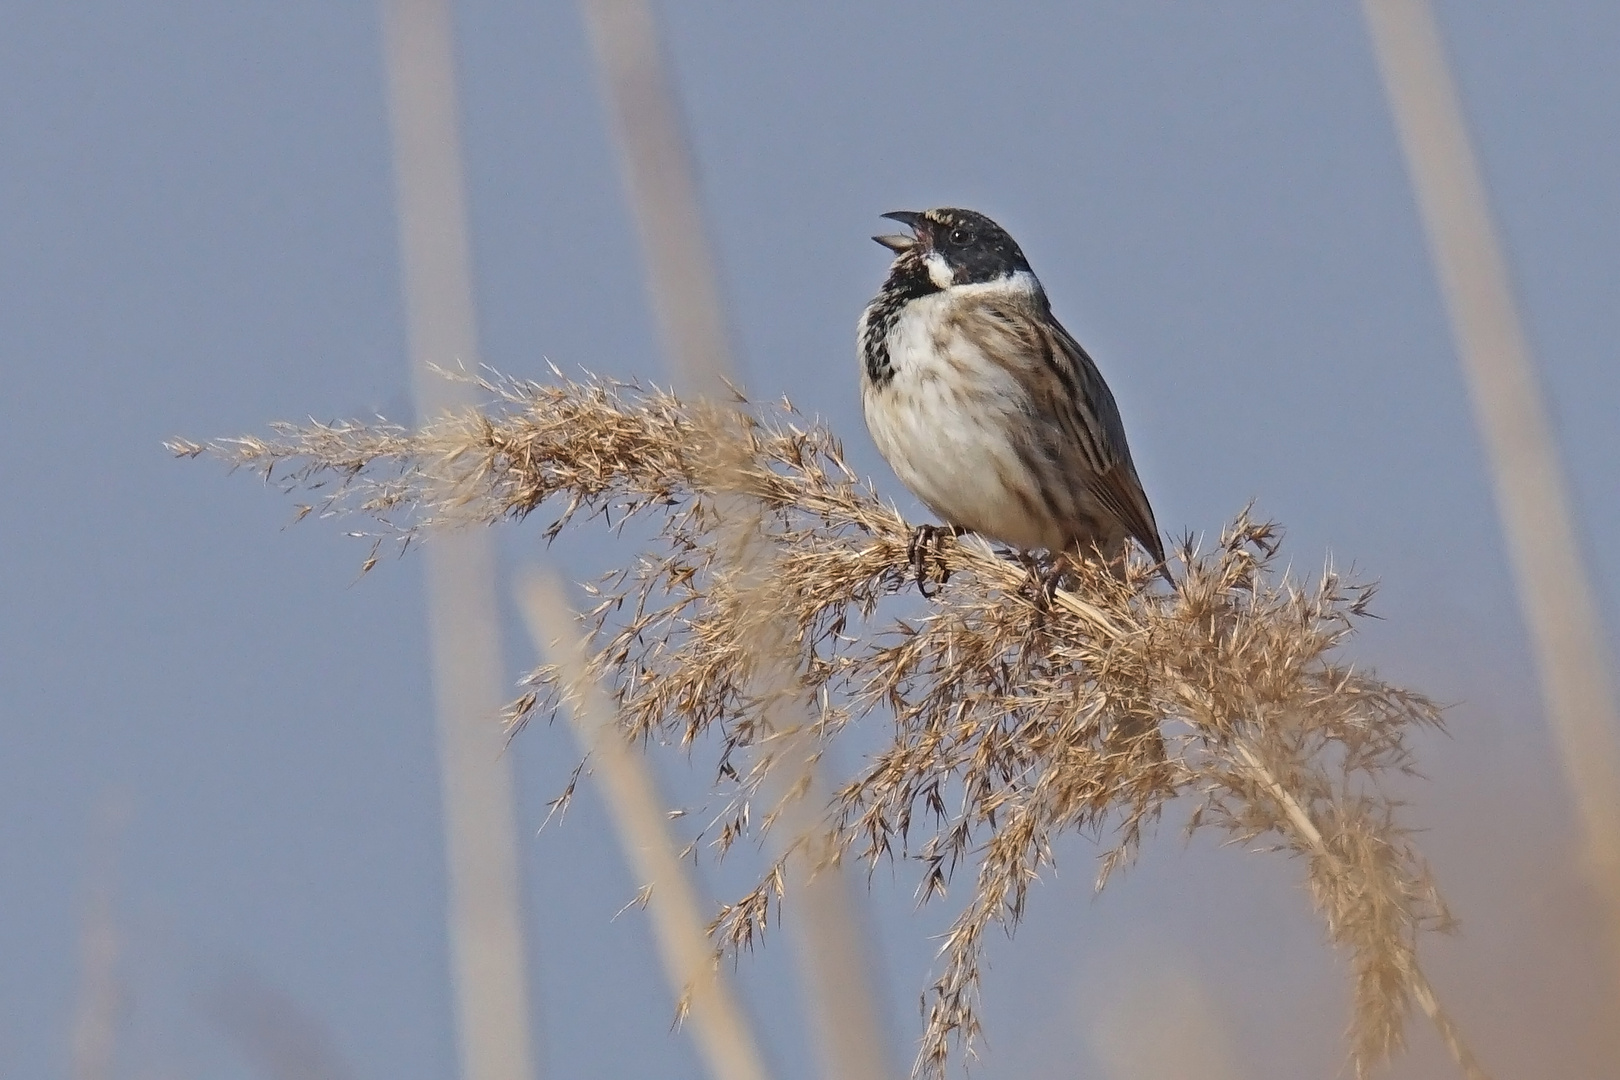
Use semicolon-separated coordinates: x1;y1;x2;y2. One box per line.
872;207;1032;290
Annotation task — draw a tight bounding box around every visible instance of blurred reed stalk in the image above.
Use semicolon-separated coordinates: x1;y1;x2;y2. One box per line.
1363;0;1620;987
209;973;359;1080
1084;963;1242;1080
69;880;119;1080
379;4;538;1079
70;797;128;1080
579;2;892;1077
518;571;771;1080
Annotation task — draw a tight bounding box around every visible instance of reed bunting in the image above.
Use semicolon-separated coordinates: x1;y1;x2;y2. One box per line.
858;207;1169;584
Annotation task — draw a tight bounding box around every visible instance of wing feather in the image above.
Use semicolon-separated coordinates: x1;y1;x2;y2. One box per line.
957;290;1167;567
1035;309;1165;562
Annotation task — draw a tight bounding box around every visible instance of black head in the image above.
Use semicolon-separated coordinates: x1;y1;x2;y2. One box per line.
872;207;1031;287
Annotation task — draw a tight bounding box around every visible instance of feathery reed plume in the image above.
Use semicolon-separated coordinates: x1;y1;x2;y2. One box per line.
172;371;1488;1079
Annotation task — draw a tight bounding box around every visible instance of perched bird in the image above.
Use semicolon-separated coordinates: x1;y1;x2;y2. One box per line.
857;207;1168;584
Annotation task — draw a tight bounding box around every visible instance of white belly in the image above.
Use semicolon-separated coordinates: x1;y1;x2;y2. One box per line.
860;292;1066;552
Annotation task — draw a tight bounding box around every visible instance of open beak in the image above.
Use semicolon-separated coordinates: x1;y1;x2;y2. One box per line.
872;209;925;253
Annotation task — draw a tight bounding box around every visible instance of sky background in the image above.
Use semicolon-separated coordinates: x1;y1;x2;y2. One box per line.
2;2;1617;1078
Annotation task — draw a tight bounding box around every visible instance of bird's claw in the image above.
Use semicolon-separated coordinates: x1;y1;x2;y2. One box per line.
907;524;960;598
1038;562;1069;600
1014;553;1070;626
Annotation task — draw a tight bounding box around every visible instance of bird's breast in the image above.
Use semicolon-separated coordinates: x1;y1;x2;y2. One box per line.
860;291;1068;551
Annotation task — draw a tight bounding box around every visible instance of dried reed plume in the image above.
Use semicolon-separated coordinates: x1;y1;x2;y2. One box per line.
172;370;1489;1079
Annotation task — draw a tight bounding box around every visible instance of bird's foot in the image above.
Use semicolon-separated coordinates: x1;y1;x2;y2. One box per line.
1039;560;1072;600
906;524;962;598
1018;553;1073;626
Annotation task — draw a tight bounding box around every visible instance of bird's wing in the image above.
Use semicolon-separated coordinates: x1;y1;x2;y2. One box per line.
1088;459;1166;564
1040;312;1166;563
957;291;1167;564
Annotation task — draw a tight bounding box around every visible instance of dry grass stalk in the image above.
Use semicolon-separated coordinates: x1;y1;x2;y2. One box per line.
379;3;538;1075
519;569;771;1080
1363;0;1620;994
173;371;1489;1079
580;0;892;1067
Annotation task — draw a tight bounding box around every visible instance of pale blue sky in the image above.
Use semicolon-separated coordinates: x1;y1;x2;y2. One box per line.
2;4;1616;1078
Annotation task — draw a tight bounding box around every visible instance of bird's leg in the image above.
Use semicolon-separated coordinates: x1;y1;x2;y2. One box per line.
1039;559;1072;599
906;524;963;598
931;524;963;586
906;524;939;597
1015;552;1079;629
1010;550;1050;621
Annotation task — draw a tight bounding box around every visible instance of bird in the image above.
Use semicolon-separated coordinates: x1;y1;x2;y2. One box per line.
856;207;1169;587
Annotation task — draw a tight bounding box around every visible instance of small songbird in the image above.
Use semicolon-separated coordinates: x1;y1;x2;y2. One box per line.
857;207;1168;581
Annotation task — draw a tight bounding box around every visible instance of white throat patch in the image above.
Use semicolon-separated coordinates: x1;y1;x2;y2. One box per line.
924;250;954;290
941;268;1041;301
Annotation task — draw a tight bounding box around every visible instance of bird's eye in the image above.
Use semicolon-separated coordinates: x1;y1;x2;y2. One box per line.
948;227;974;246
